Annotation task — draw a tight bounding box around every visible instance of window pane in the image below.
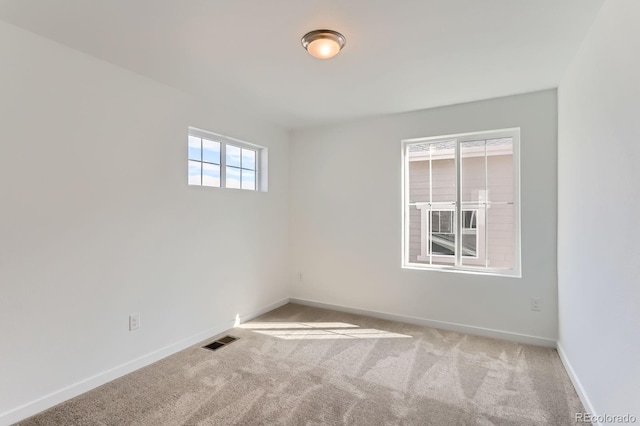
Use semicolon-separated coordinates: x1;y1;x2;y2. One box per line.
226;166;241;188
407;141;456;204
487;204;514;269
461;231;477;257
242;149;256;171
407;205;424;264
430;141;456;203
407;155;430;203
461;207;484;266
430;210;455;256
461;140;487;204
226;144;241;168
188;136;201;161
487;138;513;203
462;211;476;229
188;160;201;185
461;211;478;258
432;211;440;232
431;235;455;256
242;169;256;190
440;211;454;233
202;139;220;164
202;163;220;187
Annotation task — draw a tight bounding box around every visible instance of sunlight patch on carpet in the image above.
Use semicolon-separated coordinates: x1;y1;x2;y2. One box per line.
241;322;412;340
239;322;359;330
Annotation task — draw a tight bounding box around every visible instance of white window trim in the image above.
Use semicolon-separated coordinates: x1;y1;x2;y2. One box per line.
188;127;268;192
401;128;521;277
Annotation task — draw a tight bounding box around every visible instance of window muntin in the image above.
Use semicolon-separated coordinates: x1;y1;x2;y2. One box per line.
188;128;263;191
461;210;478;258
403;129;520;276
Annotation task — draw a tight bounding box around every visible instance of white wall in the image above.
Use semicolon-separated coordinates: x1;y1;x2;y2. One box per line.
0;21;289;422
558;0;640;419
290;90;558;343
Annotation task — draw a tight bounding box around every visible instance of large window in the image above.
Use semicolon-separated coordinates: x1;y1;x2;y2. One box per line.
402;128;520;276
188;127;266;191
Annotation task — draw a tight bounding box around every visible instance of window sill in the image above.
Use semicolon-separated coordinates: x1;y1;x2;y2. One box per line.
402;263;521;278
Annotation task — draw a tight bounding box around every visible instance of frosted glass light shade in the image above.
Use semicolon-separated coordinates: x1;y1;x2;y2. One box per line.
307;38;340;59
301;30;346;59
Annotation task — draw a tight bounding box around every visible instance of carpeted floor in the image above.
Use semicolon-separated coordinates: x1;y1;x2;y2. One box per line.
18;303;584;425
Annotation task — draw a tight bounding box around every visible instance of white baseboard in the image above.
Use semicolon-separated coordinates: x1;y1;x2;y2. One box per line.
557;342;600;426
289;297;557;348
238;297;290;324
0;297;290;426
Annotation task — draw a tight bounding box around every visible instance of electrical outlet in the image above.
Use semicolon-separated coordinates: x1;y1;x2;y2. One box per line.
530;298;542;312
129;313;140;331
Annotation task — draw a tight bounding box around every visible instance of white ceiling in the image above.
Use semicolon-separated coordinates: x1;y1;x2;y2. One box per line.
0;0;604;129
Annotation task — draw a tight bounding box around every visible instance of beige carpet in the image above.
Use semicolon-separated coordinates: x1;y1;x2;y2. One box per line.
18;303;583;425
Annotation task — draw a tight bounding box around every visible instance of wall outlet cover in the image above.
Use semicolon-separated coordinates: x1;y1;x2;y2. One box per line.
129;313;140;331
531;298;542;312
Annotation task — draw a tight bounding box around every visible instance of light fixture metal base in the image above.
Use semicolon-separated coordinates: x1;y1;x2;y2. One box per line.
301;29;346;59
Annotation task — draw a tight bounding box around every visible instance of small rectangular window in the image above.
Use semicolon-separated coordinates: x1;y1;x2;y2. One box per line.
188;128;266;192
402;128;520;276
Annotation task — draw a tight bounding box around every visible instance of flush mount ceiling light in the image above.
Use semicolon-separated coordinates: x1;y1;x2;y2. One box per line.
301;29;346;59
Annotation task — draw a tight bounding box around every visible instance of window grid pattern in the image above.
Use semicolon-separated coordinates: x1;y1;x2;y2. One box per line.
189;135;221;187
225;145;256;190
188;132;258;191
403;129;520;276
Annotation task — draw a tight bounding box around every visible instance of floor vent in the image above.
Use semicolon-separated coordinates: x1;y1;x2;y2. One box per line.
203;335;238;351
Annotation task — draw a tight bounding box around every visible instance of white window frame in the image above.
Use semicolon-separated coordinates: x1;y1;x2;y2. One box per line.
188;127;268;192
401;128;521;277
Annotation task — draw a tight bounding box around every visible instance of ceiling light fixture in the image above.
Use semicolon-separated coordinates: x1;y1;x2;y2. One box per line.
301;29;346;59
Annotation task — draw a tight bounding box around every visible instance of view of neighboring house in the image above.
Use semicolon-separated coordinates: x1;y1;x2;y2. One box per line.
407;137;514;270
